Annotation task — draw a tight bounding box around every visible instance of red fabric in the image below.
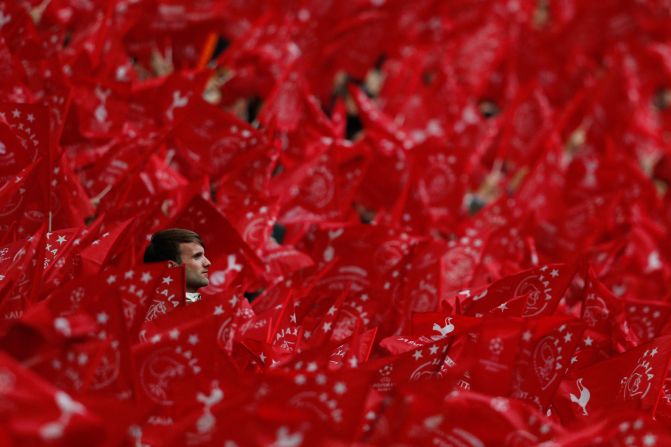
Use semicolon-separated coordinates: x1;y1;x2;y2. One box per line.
2;2;671;445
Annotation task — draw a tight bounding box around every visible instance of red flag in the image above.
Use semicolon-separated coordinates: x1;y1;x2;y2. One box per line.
554;336;671;423
0;352;105;445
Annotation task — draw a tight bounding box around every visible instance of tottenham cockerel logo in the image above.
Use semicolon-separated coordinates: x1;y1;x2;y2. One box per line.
620;353;655;401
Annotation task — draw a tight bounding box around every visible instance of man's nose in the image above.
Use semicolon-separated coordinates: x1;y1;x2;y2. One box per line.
203;256;211;267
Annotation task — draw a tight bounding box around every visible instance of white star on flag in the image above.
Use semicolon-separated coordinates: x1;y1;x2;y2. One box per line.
327;306;337;316
140;272;152;283
106;275;117;284
188;335;199;345
333;382;347;395
96;312;109;324
169;329;180;340
413;350;423;360
213;305;224;316
161;276;173;285
643;433;657;446
56;235;67;244
429;345;439;355
322;322;332;332
584;336;593;347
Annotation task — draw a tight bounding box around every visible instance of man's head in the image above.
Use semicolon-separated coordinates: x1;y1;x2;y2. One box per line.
144;228;211;293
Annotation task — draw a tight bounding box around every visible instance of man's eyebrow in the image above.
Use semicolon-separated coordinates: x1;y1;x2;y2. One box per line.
192;251;204;258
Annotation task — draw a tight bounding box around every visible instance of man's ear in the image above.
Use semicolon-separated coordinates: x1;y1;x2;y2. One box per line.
167;260;179;268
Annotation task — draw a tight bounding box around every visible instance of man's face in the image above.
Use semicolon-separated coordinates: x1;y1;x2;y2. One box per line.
178;242;211;292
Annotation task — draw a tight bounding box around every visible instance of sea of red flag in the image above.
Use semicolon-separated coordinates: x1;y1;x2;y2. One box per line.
2;0;671;445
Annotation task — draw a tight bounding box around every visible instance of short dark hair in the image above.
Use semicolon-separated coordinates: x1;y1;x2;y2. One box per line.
144;228;205;264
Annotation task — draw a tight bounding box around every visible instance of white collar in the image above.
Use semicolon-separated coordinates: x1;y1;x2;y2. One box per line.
185;292;201;304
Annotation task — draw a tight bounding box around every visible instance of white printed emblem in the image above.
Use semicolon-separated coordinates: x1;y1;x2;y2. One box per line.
39;392;86;440
620;351;655;401
582;293;609;327
441;246;476;289
195;383;224;434
166;90;189;121
90;341;121;390
431;317;455;340
533;336;561;390
569;377;590;415
139;347;188;405
410;279;438;313
269;426;303;447
94;87;111;124
515;272;553;317
374;240;406;272
303;165;335;209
